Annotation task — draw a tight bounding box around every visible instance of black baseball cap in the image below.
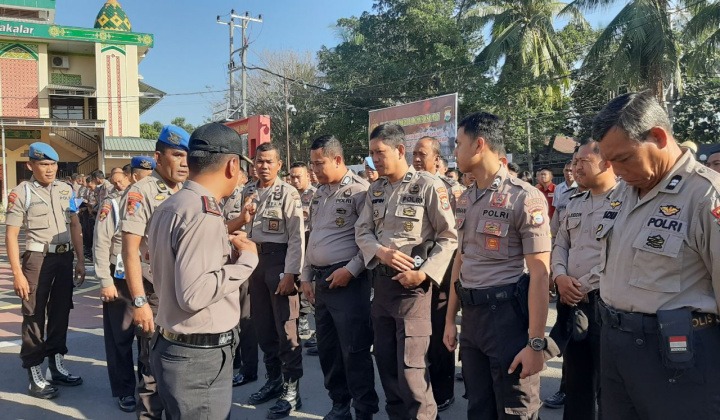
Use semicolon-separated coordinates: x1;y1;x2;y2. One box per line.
188;123;243;157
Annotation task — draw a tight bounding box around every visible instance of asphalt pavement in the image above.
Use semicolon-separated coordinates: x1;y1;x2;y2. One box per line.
0;225;564;419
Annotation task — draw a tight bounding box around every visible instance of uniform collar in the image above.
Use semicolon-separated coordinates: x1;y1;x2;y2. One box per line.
254;176;281;190
656;149;696;195
29;176;55;190
182;180;213;197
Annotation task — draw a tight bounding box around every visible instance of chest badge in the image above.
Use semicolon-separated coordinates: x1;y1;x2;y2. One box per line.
659;205;680;217
403;221;414;232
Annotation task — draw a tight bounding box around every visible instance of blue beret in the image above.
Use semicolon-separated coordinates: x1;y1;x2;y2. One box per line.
157;125;190;151
131;156;156;170
29;142;59;161
364;156;376;171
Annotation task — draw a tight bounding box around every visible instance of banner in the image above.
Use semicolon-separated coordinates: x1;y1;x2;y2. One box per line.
368;93;458;165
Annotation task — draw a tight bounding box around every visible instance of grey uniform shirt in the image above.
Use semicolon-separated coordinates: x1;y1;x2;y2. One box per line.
241;177;305;275
148;181;259;335
596;151;720;314
222;185;245;221
299;186;317;231
457;165;552;288
551;188;615;294
119;171;179;281
355;167;458;283
301;171;369;282
5;178;76;247
93;189;127;287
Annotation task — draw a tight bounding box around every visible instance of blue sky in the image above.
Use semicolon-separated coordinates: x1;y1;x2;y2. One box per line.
54;0;622;127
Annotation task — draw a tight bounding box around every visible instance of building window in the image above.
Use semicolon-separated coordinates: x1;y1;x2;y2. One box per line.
50;96;97;120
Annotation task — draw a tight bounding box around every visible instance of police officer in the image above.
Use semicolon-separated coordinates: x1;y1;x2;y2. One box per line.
146;123;258;418
288;162;317;341
239;142;305;419
223;167;260;388
591;91;720;418
6;142;85;399
551;140;616;420
550;161;578;237
443;112;552;419
411;136;463;411
356;124;457;420
300;135;379;420
93;161;136;412
129;155;156;183
120;125;190;419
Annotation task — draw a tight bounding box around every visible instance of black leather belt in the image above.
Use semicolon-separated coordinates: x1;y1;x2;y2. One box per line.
256;242;288;255
599;300;720;332
159;327;234;348
311;261;349;272
456;283;517;306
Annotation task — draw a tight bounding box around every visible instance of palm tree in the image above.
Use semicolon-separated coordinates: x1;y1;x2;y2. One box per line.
464;0;589;102
683;0;720;76
567;0;684;106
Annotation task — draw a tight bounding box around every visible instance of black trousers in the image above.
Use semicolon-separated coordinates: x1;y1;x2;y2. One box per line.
19;251;74;368
313;263;379;415
137;279;163;419
248;249;302;380
428;276;455;404
562;297;600;420
601;308;720;419
371;270;436;420
103;267;137;398
232;279;258;377
460;298;541;419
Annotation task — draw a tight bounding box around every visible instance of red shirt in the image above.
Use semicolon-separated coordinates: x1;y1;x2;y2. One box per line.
536;183;556;219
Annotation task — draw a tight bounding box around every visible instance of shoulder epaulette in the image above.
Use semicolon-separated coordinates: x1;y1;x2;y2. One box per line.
202;196;222;216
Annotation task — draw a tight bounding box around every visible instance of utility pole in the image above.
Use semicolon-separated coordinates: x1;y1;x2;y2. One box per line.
284;76;290;164
217;10;262;120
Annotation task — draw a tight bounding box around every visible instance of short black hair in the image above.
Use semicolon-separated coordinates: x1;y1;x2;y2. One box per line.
458;112;506;155
579;138;601;155
290;162;308;170
592;90;672;142
370;124;405;149
122;164;131;176
311;135;344;158
155;141;171;154
188;152;235;174
507;162;521;174
92;170;105;180
255;142;280;160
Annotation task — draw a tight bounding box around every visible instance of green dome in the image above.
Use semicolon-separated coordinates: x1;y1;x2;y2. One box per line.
94;0;132;31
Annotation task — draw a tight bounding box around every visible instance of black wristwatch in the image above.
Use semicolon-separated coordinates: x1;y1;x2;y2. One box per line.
132;296;148;308
528;337;547;351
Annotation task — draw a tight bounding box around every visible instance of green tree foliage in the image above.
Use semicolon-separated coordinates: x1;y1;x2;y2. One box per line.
139;118;195;140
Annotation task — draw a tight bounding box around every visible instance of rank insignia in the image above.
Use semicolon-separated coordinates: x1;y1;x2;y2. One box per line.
485;237;500;251
336;208;347;215
335;217;345;227
274;191;282;200
373;190;383;197
403;172;413;182
403;207;417;217
610;200;622;209
60;190;69;195
202;196;222;216
156;181;167;191
409;184;420;194
645;234;665;249
268;220;280;231
343;189;352;197
403;221;414;232
659;205;681;217
666;175;682;190
596;224;604;234
483;221;502;236
341;176;351;186
490;176;502;190
267;210;279;218
155;195;165;201
98;203;111;221
490;193;507;208
530;208;545;226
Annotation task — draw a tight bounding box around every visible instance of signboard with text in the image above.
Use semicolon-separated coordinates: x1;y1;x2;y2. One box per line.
368;93;458;164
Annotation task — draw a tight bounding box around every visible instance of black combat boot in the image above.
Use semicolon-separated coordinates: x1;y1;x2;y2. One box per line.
323;400;352;420
248;373;284;405
266;377;301;419
355;411;374;420
28;365;59;399
46;354;83;386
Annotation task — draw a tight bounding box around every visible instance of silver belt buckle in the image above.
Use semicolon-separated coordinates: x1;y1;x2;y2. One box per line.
55;244;67;254
218;332;232;346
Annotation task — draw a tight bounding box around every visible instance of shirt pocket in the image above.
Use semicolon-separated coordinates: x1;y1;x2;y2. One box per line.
628;228;684;293
475;219;510;259
394;205;424;238
261;208;285;234
27;204;50;230
566;217;581;231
